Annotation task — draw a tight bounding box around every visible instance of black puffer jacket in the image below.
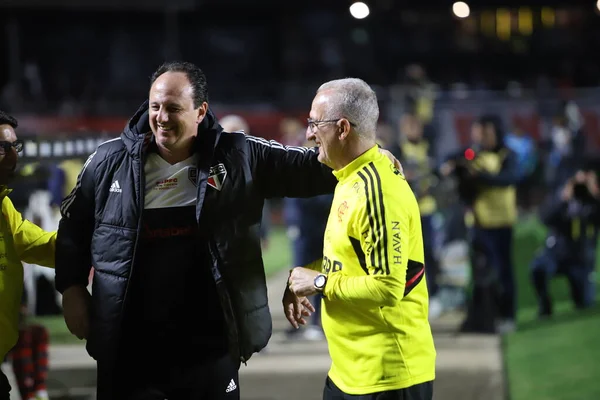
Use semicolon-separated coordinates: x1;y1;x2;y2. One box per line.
55;101;336;396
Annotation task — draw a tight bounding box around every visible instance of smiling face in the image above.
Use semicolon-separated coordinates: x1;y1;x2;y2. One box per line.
149;71;207;155
305;91;344;169
0;124;18;185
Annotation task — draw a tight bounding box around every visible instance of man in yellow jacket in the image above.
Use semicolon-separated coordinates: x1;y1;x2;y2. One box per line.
286;79;435;400
0;110;56;400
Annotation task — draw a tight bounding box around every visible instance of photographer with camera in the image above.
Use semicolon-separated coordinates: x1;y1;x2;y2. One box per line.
530;166;600;317
439;115;519;333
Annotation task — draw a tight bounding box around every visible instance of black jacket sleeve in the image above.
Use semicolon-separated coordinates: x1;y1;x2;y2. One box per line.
246;135;337;198
540;192;568;228
473;150;519;187
55;152;99;293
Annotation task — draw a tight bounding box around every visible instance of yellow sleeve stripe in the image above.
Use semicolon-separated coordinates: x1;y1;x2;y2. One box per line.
356;162;390;275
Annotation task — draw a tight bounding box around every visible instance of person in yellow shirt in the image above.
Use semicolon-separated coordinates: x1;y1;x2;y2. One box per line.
0;110;56;400
285;79;435;400
393;113;441;315
439;115;519;334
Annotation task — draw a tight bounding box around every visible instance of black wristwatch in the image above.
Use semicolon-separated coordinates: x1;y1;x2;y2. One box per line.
314;274;328;292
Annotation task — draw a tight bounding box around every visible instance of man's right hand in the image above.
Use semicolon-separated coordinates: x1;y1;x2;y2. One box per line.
62;285;91;340
561;180;574;202
282;286;314;329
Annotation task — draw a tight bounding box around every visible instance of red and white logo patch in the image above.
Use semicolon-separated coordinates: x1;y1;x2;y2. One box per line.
207;163;227;191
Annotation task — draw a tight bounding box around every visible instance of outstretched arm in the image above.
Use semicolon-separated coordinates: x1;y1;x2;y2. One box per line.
3;196;56;267
247;136;337;198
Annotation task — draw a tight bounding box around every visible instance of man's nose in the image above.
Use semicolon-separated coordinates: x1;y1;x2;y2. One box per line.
157;108;169;123
306;127;315;142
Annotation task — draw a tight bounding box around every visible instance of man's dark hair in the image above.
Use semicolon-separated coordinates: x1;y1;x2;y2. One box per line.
0;110;18;129
150;61;209;108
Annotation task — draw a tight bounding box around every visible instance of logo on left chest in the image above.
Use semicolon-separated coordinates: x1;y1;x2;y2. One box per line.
207;163;228;191
337;201;348;222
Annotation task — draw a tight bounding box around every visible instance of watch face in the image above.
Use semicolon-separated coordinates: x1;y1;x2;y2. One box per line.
315;275;326;288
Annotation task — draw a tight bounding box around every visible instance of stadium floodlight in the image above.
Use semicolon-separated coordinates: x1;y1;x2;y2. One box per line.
349;2;370;19
452;1;470;18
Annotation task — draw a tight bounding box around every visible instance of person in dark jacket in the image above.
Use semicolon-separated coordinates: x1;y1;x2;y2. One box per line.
531;168;600;317
439;115;520;334
55;61;398;400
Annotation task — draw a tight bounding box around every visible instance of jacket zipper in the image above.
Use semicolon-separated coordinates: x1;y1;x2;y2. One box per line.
118;146;145;342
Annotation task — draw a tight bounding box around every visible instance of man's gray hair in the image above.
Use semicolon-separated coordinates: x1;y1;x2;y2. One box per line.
317;78;379;139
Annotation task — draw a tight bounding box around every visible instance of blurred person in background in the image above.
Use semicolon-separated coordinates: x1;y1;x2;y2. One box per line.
0;110;56;400
503;125;538;212
392;113;442;319
374;122;395;149
439;115;519;334
280;117;306;147
402;64;437;142
544;101;587;191
47;157;86;211
286;78;435;400
55;61;399;400
282;117;332;341
219;114;271;249
530;164;600;317
219;115;249;135
9;290;50;400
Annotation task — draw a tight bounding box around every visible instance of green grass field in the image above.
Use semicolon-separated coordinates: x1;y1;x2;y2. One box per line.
505;216;600;400
504;305;600;400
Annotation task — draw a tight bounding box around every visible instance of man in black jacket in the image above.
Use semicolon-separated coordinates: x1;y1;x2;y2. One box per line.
531;167;600;317
55;61;397;400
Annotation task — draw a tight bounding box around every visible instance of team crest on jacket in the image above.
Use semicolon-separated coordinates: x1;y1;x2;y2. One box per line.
338;201;348;222
207;163;227;191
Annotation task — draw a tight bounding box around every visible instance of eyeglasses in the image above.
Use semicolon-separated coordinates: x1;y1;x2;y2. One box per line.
0;140;24;155
307;118;356;132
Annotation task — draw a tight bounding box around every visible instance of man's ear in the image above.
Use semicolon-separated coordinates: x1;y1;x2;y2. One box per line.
196;102;209;124
338;119;352;140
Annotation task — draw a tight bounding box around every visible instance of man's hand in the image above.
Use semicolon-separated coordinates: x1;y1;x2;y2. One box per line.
62;285;91;340
282;287;315;329
586;171;600;198
561;179;575;202
379;148;403;174
288;267;320;297
403;169;416;181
